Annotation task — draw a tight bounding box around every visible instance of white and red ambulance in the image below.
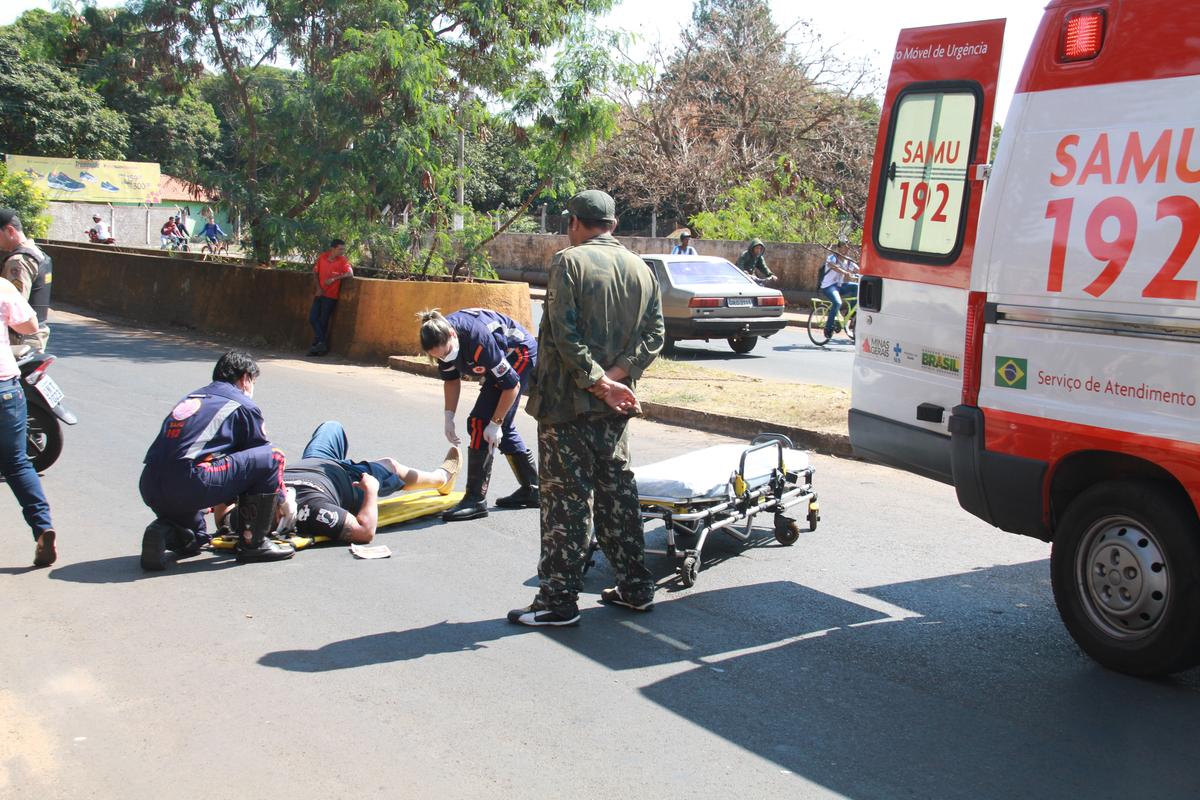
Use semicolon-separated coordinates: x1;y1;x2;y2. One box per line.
850;1;1200;675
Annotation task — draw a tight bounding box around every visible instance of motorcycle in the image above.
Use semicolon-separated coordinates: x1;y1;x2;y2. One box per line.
15;348;77;472
85;229;115;245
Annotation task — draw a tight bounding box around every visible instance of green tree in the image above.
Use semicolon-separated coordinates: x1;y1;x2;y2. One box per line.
0;29;130;159
0;162;51;238
137;0;620;268
689;158;851;244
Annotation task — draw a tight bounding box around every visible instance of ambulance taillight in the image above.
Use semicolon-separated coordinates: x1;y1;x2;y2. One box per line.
960;291;987;406
1061;9;1105;62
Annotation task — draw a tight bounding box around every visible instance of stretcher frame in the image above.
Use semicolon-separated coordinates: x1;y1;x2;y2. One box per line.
587;434;819;587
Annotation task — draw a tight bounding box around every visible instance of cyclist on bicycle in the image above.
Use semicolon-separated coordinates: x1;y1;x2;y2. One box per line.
198;219;227;249
820;238;860;340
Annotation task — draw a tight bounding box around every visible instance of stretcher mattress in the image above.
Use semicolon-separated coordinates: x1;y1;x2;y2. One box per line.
634;444;810;502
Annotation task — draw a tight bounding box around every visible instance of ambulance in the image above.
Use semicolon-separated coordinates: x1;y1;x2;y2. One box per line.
849;1;1200;676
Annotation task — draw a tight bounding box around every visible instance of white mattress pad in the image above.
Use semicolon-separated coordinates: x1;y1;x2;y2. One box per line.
634;444;810;501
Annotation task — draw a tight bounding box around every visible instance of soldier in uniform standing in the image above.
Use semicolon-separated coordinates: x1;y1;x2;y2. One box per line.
507;190;665;627
0;209;52;353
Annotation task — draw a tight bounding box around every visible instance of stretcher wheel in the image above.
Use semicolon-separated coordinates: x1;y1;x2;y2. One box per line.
774;517;801;546
679;555;699;588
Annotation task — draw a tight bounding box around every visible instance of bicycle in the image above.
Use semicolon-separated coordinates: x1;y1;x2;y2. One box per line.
200;238;230;256
807;290;858;346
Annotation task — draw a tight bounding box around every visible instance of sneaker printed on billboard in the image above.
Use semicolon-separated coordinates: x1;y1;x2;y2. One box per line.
995;356;1028;390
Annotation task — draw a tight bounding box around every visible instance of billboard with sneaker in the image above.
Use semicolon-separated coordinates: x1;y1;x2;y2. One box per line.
5;155;161;203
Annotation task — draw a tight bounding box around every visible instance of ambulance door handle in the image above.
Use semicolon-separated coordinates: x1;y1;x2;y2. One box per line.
859;276;883;312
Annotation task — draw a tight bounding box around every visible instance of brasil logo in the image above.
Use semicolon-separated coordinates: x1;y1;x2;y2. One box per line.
995;356;1028;390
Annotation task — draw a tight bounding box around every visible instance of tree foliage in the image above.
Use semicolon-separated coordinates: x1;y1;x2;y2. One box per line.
590;0;878;236
689;157;852;244
134;0;622;268
0;162;52;239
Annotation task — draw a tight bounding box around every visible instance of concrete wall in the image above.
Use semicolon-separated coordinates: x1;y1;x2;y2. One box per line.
487;233;829;294
42;244;531;361
48;202;233;247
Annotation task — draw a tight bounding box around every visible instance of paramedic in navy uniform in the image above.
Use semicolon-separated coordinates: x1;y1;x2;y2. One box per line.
418;308;538;521
138;350;294;569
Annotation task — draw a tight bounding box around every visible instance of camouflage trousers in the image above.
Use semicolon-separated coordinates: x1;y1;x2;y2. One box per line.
536;414;654;612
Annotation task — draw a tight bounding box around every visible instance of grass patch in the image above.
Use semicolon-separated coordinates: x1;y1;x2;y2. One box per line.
640;356;849;434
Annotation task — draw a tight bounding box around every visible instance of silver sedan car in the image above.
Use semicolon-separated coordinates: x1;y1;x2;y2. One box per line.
643;254;787;354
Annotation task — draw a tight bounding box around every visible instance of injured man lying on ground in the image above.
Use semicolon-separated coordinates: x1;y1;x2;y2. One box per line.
268;421;460;545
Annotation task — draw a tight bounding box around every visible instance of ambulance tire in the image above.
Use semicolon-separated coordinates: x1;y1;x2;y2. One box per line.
728;336;757;354
1051;480;1200;677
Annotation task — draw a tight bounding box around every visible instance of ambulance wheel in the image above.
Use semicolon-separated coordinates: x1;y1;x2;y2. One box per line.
774;515;800;546
679;555;699;588
728;336;758;354
1051;480;1200;677
26;404;63;473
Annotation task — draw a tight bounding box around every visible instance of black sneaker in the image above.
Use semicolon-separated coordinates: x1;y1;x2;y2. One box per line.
506;602;580;627
599;586;654;612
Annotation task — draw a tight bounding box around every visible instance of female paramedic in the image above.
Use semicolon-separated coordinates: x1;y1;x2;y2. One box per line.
418;308;538;521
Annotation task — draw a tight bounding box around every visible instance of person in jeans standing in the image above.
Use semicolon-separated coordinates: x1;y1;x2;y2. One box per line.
0;276;57;566
308;239;353;356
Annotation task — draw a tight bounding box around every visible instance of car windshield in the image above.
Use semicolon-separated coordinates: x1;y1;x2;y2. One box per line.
665;259;752;285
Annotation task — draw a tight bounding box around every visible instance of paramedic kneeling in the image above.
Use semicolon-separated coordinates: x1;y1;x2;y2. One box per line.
280;421;460;543
138;351;293;569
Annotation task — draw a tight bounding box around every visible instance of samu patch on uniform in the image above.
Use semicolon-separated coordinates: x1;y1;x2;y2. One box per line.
171;397;202;420
491;361;511;378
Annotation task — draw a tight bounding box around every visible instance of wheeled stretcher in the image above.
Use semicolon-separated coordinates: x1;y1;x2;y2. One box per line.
588;434;819;587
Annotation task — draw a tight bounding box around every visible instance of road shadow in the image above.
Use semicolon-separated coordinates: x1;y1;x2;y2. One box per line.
48;315;217;365
48;552;242;583
664;346;760;362
636;562;1200;800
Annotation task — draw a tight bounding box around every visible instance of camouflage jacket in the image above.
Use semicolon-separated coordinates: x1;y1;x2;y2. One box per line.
2;248;49;352
527;233;664;425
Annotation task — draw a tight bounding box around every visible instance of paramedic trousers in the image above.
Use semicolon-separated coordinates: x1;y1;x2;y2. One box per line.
535;413;654;612
465;344;536;455
301;421;405;508
0;378;53;540
139;445;284;537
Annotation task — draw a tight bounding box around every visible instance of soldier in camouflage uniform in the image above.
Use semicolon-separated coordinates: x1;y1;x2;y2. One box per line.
0;209;51;353
507;190;665;627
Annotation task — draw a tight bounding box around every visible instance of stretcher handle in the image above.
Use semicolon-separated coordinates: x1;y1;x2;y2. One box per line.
738;437;786;480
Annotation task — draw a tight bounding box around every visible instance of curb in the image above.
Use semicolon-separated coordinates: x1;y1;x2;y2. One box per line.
386;356;853;458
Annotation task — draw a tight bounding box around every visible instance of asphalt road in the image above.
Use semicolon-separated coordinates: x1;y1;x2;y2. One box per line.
4;309;1200;799
531;300;856;387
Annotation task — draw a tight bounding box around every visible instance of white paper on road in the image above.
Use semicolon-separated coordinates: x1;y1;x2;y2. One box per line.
349;543;392;559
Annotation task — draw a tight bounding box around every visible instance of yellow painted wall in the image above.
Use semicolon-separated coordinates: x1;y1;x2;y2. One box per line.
42;244;531;361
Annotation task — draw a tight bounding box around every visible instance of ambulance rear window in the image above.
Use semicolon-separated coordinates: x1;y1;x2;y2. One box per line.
874;85;981;263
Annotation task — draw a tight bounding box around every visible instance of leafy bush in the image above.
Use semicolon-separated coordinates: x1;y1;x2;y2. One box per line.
0;161;51;238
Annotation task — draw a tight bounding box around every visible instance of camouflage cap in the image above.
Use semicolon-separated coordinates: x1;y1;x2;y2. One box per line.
567;190;617;224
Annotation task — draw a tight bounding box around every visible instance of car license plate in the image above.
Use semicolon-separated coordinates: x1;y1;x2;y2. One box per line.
34;376;64;408
726;297;753;307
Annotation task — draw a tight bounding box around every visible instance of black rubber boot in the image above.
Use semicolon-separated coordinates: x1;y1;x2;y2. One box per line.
495;450;539;509
235;493;295;563
442;448;492;522
140;519;172;571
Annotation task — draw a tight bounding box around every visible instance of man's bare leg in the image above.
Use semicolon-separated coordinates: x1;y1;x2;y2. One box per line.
380;447;461;494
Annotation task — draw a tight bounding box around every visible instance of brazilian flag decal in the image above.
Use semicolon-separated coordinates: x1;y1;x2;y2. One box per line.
995;357;1028;390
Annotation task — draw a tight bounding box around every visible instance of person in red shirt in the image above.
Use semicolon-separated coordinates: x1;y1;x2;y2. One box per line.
308;239;353;356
